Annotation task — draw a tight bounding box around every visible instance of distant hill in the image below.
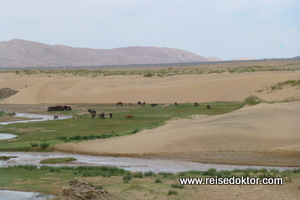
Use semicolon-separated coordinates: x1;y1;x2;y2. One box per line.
0;39;215;68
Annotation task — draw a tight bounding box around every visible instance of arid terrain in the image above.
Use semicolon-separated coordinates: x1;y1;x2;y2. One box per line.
1;60;300;199
1;60;300;167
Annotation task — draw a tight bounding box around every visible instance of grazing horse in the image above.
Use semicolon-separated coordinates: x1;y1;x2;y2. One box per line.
88;109;96;114
54;115;58;120
174;102;178;106
126;115;134;119
150;103;158;108
116;102;123;106
207;104;211;109
109;113;113;119
98;112;105;119
194;102;199;107
163;104;170;108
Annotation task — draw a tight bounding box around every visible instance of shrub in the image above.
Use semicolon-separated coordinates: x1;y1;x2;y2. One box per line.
203;168;217;176
40;142;50;149
171;184;184;189
143;72;154;77
168;190;178;196
123;173;132;183
56;136;67;140
144;171;155;177
155;178;162;183
243;95;264;105
30;143;39;147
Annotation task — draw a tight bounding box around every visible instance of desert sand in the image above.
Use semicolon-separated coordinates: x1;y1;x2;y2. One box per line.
1;70;300;104
55;101;300;166
1;65;300;167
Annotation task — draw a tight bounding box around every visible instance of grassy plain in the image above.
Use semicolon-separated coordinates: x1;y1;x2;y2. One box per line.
0;102;242;151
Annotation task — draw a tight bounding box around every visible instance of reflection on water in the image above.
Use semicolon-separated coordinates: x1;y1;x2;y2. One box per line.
0;112;73;125
0;133;17;140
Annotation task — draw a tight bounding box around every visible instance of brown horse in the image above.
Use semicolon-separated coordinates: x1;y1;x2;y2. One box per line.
54;115;58;120
126;115;134;119
207;104;211;109
116;102;123;106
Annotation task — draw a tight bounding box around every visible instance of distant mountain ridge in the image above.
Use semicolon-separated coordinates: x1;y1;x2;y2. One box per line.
0;39;215;68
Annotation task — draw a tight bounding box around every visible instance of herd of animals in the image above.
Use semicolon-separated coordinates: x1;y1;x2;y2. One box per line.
48;101;212;120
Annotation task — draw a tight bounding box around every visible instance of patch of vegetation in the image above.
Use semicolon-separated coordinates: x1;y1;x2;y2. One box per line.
168;190;178;195
243;95;264;105
40;157;77;164
270;79;300;91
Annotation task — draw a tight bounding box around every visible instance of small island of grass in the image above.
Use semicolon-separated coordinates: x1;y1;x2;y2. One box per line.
40;157;77;164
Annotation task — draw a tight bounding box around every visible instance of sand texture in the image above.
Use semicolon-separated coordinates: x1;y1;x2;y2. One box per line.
54;101;300;166
1;70;299;104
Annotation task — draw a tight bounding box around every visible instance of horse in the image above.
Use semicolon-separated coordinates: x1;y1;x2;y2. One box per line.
126;115;134;119
98;112;105;119
163;104;170;108
150;103;158;108
88;110;96;115
207;104;211;109
194;102;199;107
48;106;54;111
116;102;123;106
109;113;113;119
54;115;58;120
174;102;178;106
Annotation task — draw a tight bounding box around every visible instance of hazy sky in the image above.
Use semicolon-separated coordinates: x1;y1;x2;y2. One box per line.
1;0;299;60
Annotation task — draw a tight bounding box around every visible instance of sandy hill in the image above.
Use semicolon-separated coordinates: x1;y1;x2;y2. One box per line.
0;39;211;68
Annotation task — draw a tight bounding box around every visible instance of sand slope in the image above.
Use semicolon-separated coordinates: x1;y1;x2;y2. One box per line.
55;101;300;166
1;71;299;104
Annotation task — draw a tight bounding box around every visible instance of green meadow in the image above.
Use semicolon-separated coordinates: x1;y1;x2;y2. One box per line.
0;101;242;151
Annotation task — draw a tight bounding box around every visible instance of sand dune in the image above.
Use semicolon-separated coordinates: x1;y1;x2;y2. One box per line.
1;70;299;104
55;102;300;153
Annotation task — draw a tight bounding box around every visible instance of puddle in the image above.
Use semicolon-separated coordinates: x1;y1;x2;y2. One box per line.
0;133;17;140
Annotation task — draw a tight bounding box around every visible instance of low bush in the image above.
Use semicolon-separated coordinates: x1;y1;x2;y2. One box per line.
40;142;50;149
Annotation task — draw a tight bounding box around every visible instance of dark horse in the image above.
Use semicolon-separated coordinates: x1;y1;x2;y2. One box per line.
194;102;199;107
207;104;211;109
54;115;58;120
99;112;105;119
150;103;158;108
116;102;123;106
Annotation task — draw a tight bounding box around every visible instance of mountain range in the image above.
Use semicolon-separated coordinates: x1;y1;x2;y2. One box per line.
0;39;220;68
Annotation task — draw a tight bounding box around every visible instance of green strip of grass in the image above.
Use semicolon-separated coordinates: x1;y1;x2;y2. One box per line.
0;102;243;151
